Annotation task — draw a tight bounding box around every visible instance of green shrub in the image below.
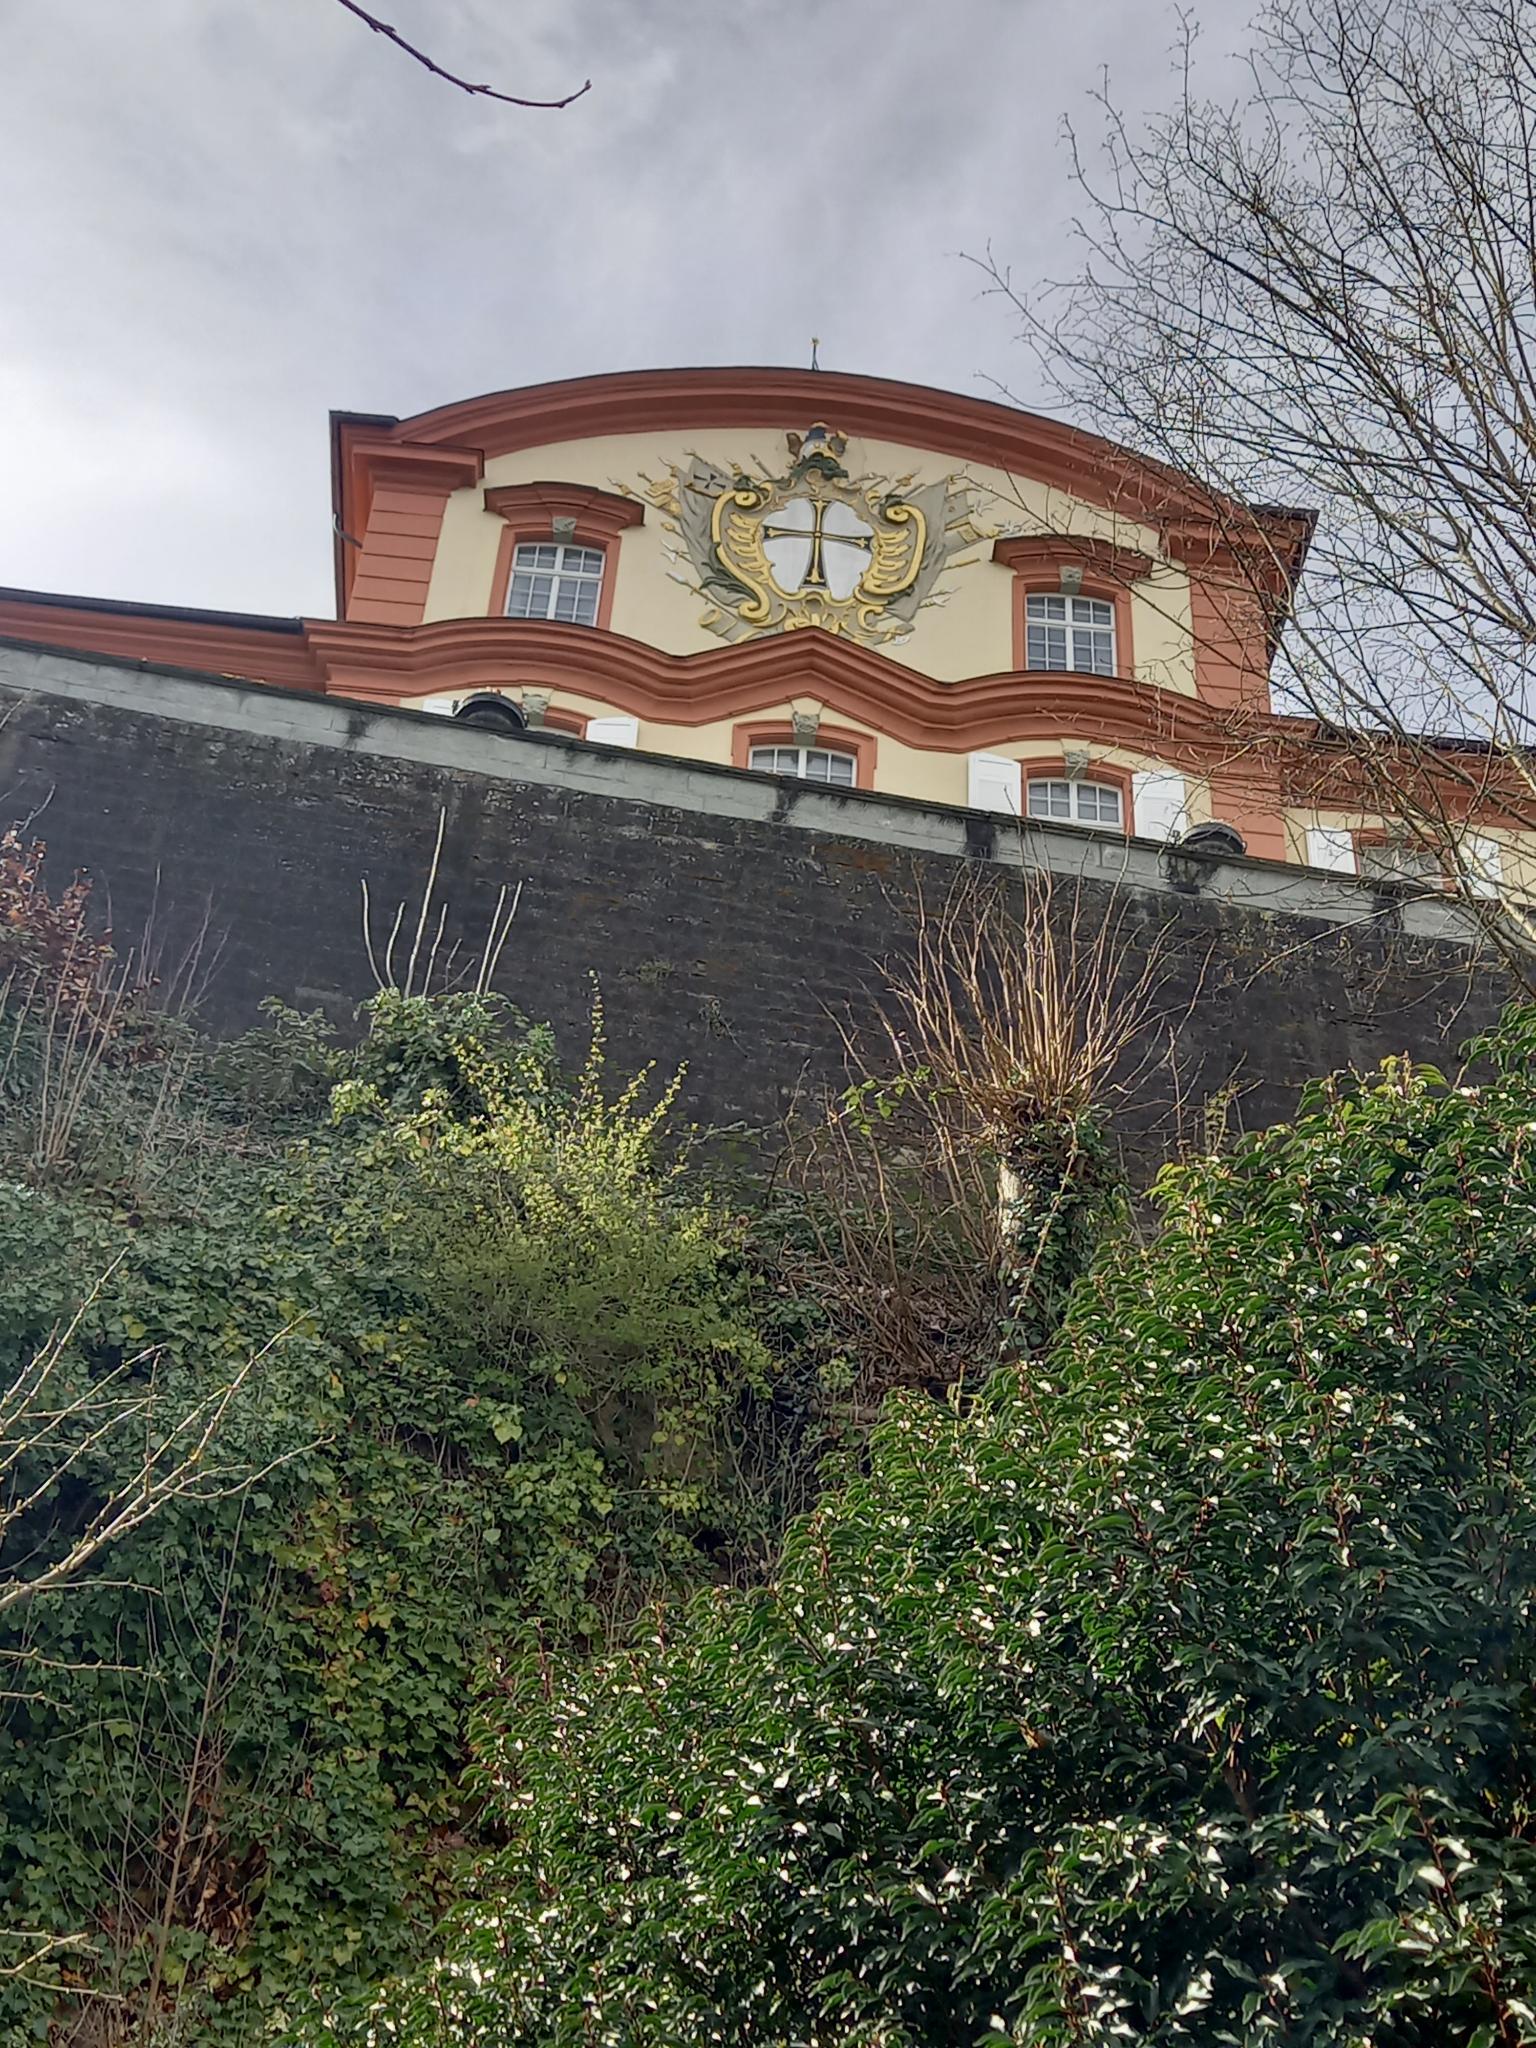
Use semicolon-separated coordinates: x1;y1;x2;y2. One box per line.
332;1010;1536;2047
0;990;772;2041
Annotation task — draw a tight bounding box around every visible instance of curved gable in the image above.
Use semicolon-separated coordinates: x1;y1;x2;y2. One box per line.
337;365;1274;552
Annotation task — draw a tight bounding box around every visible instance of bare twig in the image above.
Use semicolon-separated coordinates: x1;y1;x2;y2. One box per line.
403;805;447;998
786;864;1187;1403
330;0;590;110
1007;0;1536;982
475;879;523;996
1;1312;291;1624
361;806;524;999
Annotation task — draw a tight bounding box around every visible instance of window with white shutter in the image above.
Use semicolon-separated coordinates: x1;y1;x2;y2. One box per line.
1026;779;1124;830
1131;769;1188;843
585;714;639;748
1306;827;1359;874
1359;843;1442;888
967;753;1022;816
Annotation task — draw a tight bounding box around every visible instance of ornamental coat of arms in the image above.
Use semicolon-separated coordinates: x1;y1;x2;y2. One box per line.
644;425;986;646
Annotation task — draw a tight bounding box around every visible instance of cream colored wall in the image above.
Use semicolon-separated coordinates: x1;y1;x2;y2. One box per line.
1286;807;1536;890
1285;808;1359;863
408;684;1215;825
423;428;1197;695
1503;836;1536;900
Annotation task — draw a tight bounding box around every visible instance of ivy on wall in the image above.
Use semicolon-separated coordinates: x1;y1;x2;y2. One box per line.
0;962;776;2041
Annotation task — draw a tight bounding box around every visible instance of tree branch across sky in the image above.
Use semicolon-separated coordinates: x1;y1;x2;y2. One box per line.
331;0;590;110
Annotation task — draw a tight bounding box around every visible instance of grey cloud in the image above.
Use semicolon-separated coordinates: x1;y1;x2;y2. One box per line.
0;0;1257;614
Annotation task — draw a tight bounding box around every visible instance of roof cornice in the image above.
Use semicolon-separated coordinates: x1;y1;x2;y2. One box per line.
330;367;1310;570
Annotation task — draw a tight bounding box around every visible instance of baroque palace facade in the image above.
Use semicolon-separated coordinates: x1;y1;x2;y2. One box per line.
0;366;1518;889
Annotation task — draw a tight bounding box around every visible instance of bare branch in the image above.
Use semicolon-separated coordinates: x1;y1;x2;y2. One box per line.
1007;0;1536;981
0;1310;294;1625
330;0;590;111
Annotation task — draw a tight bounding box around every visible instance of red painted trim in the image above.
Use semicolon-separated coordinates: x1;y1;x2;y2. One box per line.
731;719;877;788
11;584;1518;861
992;535;1154;583
0;596;322;690
483;481;643;543
1273;724;1536;828
0;590;1255;755
331;369;1311;603
303;616;1250;759
340;440;482;616
1161;518;1299;712
489;524;516;621
541;706;587;736
1204;775;1288;860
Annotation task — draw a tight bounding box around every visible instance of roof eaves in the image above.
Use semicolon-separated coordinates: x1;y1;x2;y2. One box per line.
0;585;305;633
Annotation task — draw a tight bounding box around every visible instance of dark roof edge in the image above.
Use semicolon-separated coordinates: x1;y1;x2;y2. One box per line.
0;586;305;635
329;407;401;621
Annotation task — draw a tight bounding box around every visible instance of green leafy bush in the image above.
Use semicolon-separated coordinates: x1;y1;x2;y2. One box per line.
335;1012;1536;2047
0;989;773;2041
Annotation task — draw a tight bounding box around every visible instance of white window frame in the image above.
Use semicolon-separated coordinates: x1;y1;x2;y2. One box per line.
1026;777;1124;830
746;744;858;787
1024;592;1117;676
1357;840;1447;890
1306;826;1502;898
506;541;606;626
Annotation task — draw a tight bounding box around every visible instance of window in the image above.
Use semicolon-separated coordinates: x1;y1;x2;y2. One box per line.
1025;593;1116;675
1359;842;1444;889
1027;778;1124;829
1350;833;1502;896
507;542;605;626
748;745;857;787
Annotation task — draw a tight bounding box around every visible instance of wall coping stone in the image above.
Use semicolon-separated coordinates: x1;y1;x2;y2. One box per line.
0;635;1480;949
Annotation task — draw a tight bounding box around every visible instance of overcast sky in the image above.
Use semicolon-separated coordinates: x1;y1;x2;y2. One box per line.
0;0;1255;618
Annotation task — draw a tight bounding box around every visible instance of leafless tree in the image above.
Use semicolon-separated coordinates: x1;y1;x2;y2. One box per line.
988;0;1536;965
0;1288;287;2000
786;864;1183;1406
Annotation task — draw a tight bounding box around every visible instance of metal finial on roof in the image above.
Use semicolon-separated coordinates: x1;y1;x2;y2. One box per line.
810;336;821;371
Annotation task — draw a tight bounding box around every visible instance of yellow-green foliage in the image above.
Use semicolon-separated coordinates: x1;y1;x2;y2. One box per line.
0;988;774;2042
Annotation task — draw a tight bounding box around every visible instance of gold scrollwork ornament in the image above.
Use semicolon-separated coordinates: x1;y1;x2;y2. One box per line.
646;426;986;646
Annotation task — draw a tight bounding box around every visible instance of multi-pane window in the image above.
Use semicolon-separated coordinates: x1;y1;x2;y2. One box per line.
1027;778;1124;829
1025;593;1116;675
1359;842;1444;889
747;745;857;787
507;542;605;626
